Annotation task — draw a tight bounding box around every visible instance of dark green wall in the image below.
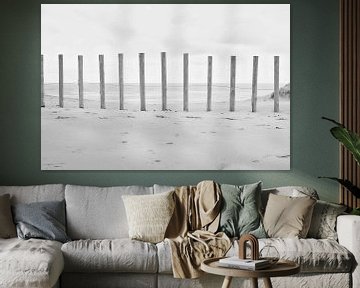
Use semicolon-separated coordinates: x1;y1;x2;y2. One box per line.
0;0;340;202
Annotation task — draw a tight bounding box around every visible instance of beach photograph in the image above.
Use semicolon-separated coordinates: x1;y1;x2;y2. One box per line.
41;4;290;170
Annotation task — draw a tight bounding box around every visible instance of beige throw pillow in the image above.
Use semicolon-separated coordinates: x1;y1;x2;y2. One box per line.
0;194;17;238
122;191;175;243
263;193;316;238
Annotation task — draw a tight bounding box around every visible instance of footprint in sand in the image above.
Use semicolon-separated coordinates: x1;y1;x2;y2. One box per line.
50;162;65;168
276;155;290;158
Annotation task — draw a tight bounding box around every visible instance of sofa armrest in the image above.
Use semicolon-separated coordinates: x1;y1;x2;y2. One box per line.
337;215;360;288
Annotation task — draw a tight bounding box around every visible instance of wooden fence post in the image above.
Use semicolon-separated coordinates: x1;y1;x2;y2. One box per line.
99;54;105;109
207;56;212;111
274;56;280;112
118;53;124;110
78;55;84;108
58;54;64;108
230;56;236;112
41;55;45;107
139;53;146;111
161;52;167;111
251;56;259;112
183;53;189;112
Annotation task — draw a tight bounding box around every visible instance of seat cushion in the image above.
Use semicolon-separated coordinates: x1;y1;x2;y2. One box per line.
61;239;158;273
229;238;354;273
0;238;64;288
65;185;153;239
157;238;354;274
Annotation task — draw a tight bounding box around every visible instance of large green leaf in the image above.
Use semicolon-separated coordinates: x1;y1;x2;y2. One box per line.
322;117;360;165
330;127;360;165
319;177;360;198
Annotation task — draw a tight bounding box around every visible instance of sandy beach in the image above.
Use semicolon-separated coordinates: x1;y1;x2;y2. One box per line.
41;84;290;170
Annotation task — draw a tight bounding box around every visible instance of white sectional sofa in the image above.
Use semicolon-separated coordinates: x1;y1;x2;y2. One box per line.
0;183;359;288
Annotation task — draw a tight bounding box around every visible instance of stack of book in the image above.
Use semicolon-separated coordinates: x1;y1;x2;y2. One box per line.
218;257;271;270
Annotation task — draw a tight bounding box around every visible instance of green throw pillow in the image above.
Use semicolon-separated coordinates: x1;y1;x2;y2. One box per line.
218;182;266;238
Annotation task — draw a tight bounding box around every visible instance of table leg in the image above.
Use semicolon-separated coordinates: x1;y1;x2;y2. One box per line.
263;277;273;288
251;278;258;288
221;276;233;288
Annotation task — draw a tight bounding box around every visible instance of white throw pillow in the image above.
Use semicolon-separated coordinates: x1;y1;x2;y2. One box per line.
122;191;175;243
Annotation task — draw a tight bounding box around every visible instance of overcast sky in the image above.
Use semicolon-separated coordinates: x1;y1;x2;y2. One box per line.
41;4;290;84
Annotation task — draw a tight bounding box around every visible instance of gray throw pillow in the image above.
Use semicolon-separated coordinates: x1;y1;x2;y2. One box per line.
12;200;70;243
307;200;347;240
218;182;266;238
0;194;16;238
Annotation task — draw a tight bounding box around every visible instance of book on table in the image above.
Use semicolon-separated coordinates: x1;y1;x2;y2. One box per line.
218;257;271;270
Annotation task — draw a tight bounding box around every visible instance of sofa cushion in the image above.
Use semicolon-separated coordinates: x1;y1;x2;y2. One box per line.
61;239;158;273
12;200;70;243
307;200;347;240
261;186;319;213
158;237;353;274
0;194;16;238
218;182;266;238
65;185;153;239
122;191;175;243
0;238;64;288
0;184;65;204
153;184;176;194
263;194;316;238
261;238;354;273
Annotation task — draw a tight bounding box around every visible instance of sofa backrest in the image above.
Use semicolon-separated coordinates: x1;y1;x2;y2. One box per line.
261;186;319;212
0;184;65;204
153;184;176;194
65;184;153;240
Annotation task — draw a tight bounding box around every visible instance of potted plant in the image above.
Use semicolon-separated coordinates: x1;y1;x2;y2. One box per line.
320;117;360;215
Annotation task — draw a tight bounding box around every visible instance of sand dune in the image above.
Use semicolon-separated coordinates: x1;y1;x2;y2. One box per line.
41;92;290;170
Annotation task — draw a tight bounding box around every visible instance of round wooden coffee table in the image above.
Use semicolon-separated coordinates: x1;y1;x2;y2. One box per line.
201;257;300;288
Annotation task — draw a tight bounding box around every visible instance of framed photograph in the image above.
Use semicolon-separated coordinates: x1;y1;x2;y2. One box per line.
41;4;290;170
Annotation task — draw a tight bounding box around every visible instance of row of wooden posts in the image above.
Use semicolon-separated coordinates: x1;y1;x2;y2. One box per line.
41;53;281;112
